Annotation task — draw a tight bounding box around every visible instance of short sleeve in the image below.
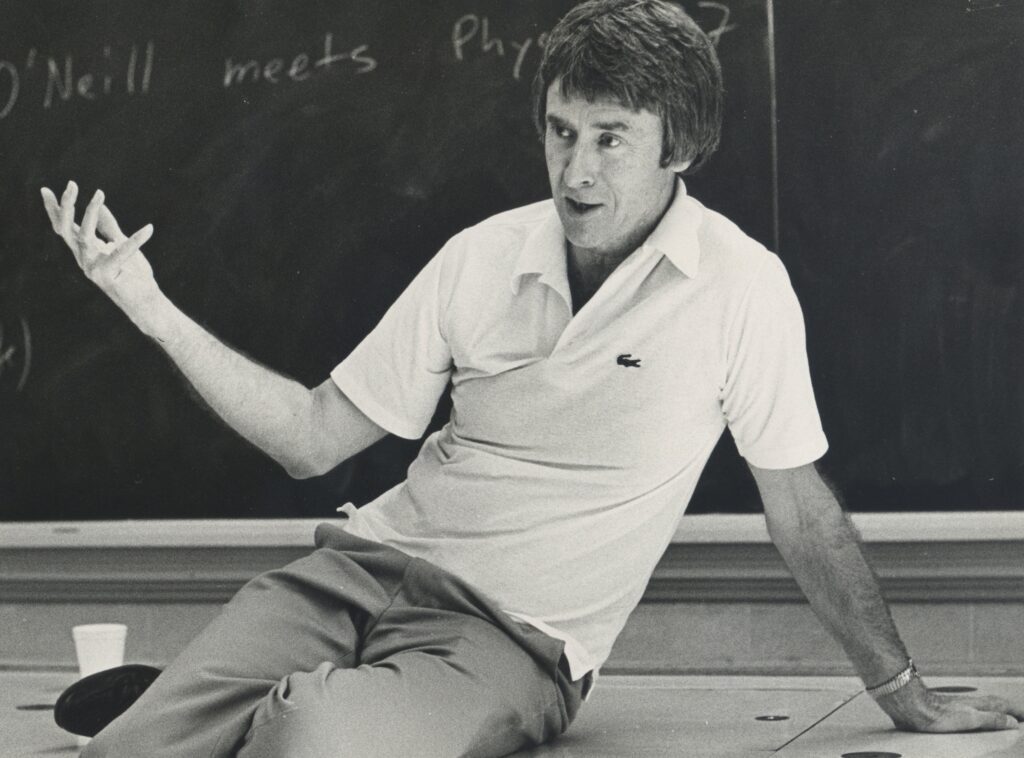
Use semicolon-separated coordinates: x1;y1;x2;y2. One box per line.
330;244;455;440
721;254;829;469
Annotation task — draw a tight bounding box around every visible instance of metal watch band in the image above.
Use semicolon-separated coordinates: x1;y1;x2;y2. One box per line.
865;659;918;699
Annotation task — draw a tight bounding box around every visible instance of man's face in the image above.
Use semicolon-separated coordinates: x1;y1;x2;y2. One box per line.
544;81;690;261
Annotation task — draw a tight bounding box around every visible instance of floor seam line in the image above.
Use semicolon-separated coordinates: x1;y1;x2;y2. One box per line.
771;691;864;754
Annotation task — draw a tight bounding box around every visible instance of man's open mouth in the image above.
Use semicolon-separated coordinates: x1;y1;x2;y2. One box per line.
566;198;601;214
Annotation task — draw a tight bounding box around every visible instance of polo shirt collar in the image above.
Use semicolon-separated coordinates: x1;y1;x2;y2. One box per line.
510;208;568;296
644;179;701;279
510;179;701;296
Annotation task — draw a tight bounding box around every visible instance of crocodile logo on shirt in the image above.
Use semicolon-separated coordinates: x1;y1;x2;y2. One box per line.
616;354;642;368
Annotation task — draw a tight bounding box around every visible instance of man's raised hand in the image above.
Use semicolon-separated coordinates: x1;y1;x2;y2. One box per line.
40;180;158;317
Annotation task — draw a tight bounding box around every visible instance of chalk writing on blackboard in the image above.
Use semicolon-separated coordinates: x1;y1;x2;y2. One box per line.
223;33;377;88
698;2;738;46
451;4;736;82
965;0;1016;10
451;15;547;82
0;316;31;392
0;42;153;120
0;61;19;119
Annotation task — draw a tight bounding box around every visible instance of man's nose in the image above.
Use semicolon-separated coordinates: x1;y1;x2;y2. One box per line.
563;144;598;189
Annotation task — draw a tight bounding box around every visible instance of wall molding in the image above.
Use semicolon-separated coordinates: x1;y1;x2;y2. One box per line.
2;514;1022;605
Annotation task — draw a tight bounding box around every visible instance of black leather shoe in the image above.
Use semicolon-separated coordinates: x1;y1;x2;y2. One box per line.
54;664;162;737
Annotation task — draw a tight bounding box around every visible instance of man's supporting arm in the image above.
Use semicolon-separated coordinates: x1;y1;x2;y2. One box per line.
41;181;387;479
748;462;1023;732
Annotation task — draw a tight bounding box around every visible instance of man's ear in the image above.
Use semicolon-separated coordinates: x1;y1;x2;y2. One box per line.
667;158;693;173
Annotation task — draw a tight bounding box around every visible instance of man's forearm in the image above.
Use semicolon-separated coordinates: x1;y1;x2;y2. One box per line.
760;467;907;685
130;287;325;478
40;184;379;480
751;466;1022;733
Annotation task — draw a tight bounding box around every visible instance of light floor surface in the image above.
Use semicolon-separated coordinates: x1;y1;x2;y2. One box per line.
2;672;1021;757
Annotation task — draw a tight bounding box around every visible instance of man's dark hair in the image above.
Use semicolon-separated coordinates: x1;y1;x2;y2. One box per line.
533;0;724;174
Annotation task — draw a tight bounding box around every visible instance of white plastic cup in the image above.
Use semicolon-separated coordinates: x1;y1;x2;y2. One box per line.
71;624;127;748
72;623;127;679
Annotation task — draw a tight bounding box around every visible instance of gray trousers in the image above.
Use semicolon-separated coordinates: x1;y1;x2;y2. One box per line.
83;524;585;757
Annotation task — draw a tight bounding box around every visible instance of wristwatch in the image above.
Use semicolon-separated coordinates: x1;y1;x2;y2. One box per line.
865;658;919;699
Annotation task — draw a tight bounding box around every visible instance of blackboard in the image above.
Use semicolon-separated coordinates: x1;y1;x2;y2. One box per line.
2;1;1018;520
0;0;772;519
773;0;1023;512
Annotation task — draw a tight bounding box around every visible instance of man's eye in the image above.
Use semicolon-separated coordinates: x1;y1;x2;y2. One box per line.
552;125;573;139
599;134;621;148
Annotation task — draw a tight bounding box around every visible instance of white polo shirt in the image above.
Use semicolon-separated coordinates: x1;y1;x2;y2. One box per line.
331;181;828;678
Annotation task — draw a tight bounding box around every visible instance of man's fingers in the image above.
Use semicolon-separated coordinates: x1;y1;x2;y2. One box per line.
42;184;85;266
941;694;1024;723
932;707;1019;733
970;711;1018;732
97;205;127;243
40;187;62;231
78;189;104;246
963;695;1024;722
108;223;154;266
42;182;132;277
58;181;78;244
983;696;1024;722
